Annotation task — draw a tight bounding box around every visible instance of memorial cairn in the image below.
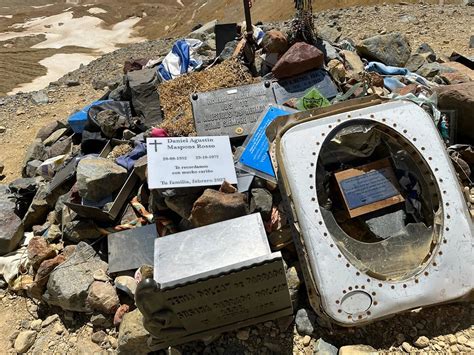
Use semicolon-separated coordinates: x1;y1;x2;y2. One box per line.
1;3;473;354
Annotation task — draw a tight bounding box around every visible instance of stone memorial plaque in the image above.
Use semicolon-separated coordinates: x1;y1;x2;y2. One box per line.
272;69;339;104
135;214;292;349
191;82;276;138
147;136;237;189
334;158;405;218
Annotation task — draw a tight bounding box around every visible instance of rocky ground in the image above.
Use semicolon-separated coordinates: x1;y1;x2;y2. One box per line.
0;3;473;354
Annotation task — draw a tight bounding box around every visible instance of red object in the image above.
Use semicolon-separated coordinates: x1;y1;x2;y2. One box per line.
151;128;168;137
113;304;130;327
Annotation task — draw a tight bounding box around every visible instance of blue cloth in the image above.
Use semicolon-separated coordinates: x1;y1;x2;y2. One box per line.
365;61;430;88
68;100;111;133
116;142;147;171
383;77;406;91
158;39;203;81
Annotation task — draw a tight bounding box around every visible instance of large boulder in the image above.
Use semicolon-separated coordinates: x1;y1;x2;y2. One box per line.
356;32;411;67
0;185;24;256
44;242;108;312
76;157;128;202
189;189;248;227
117;309;151;354
261;30;288;54
434;82;474;144
272;42;324;79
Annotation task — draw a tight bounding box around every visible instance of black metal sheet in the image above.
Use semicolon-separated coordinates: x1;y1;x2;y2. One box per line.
215;23;237;56
272;69;339;104
191;82;276;138
108;224;157;274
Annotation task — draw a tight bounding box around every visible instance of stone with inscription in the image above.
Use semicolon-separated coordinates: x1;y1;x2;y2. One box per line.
191;82;276;138
135;214;292;349
272;69;339;105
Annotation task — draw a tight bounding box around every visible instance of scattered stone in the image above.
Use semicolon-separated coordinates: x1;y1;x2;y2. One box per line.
95;110;129;138
272;42;324;79
295;308;316;336
114;275;137;298
249;188;272;221
31;90;49;105
189;189;248;227
339;345;377;354
23;139;47;166
0;185;24;255
14;330;37;353
236;329;250;341
29;319;42;331
318;25;342;43
405;53;427;72
117;309;151;354
91;330;108;344
76;157;128;201
314;338;338;354
470;35;474;49
302;335;311;346
262;30;288;54
93;268;110;282
0;126;6;133
414;336;430;348
286;266;300;307
66;80;80;87
402;341;412;352
86;281;120;314
122;129;136;140
43;128;67;146
341;50;364;79
44;242;108;312
164;194;197;219
27;236;56;269
25;160;42;177
417;62;454;78
91;313;113;328
41;314;59;328
356;32;411;67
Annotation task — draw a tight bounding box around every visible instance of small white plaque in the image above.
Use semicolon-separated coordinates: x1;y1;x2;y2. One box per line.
147;136;238;189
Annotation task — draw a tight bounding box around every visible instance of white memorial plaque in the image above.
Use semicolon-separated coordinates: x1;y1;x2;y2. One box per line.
147;136;238;189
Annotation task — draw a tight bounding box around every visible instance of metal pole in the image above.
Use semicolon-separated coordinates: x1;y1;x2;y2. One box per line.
243;0;253;43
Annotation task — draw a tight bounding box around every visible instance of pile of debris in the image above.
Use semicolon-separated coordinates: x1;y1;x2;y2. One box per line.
0;8;473;354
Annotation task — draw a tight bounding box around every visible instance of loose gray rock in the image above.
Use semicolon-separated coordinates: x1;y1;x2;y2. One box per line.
31;90;49;104
250;188;273;221
36;121;65;141
405;54;427;72
48;136;72;158
14;330;37;353
314;338;338;354
63;219;102;243
43;128;67;146
95;110;128;138
414;336;430;348
66;80;80;87
318;25;342;44
164;194;198;219
0;185;24;256
25;160;42;177
44;242;108;312
86;281;120;314
91;313;113;328
286;266;300;308
417;62;455;78
115;275;137;298
356;32;411;67
0;161;4;175
23;139;47;167
295;308;316;336
117;309;151;354
91;330;108;345
76;157;128;201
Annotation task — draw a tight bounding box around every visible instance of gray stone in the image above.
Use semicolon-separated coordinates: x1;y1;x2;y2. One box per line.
36;121;65;141
321;41;339;61
66;79;80;87
313;338;338;354
90;313;113;328
164;194;197;219
414;336;430;348
76;157;127;201
117;309;151;355
286;266;300;307
250;188;273;221
14;330;37;353
417;62;455;78
415;43;437;62
95;110;128;138
0;162;3;175
339;345;377;354
43;128;67;146
122;129;136;140
91;330;108;345
63;219;102;243
356;32;411;67
470;35;474;49
126;68;162;127
44;242;108;312
295;308;316;336
25;160;42;177
190;19;217;36
219;40;239;61
0;126;6;133
318;25;341;44
48;136;72;158
31;90;49;104
41;314;59;327
23;139;47;166
405;54;427;72
0;185;24;256
22;183;51;230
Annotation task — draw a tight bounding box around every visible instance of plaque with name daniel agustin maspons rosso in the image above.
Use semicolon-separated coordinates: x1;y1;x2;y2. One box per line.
191;82;276;138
